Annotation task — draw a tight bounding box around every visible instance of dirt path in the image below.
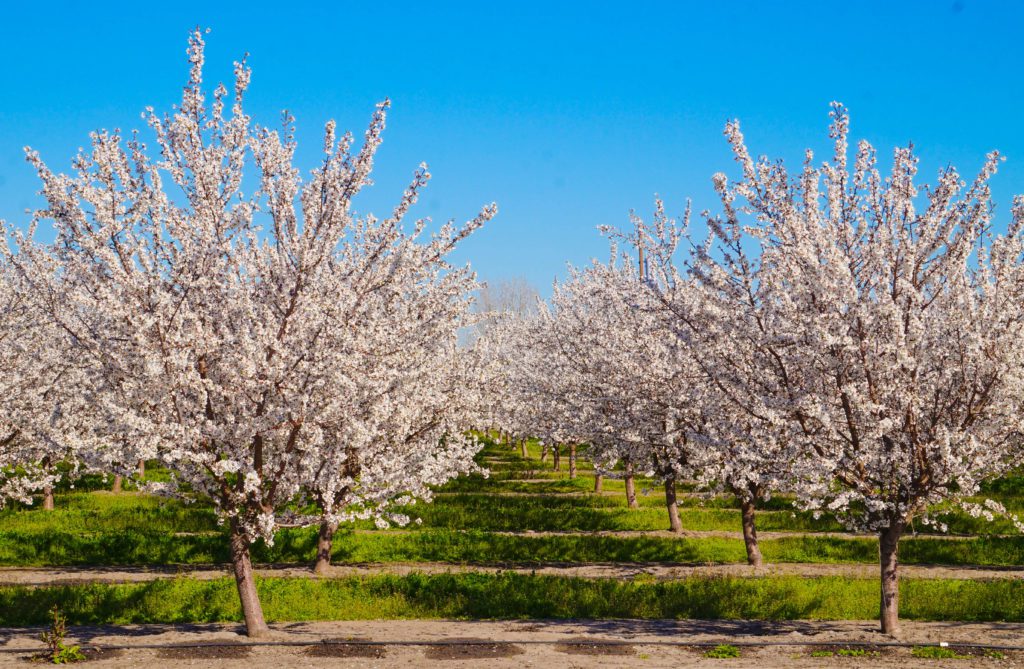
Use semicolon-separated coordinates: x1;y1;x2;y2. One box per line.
2;619;1022;668
2;560;1022;587
347;526;1006;540
160;527;999;541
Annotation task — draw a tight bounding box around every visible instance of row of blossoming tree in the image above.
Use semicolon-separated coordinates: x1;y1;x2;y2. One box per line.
0;31;496;637
484;104;1024;635
3;31;1024;641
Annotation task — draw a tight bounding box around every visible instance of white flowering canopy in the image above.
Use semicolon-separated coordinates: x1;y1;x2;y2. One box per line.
641;103;1024;531
10;30;496;541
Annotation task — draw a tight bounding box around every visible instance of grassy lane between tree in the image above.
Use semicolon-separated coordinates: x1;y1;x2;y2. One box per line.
6;487;1021;537
2;528;1024;568
1;572;1022;626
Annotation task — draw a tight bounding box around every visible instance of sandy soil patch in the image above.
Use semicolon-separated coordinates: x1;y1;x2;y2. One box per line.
2;559;1022;587
2;619;1023;668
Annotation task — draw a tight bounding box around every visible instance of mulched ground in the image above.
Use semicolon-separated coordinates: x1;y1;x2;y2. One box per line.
555;637;637;656
156;643;253;660
304;642;387;658
422;638;524;660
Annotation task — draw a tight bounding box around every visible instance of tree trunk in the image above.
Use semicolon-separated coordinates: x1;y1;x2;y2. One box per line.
879;521;904;636
540;444;549;463
740;498;763;567
42;487;54;511
313;518;340;575
552;444;561;471
624;463;638;509
664;479;682;532
229;519;270;637
594;473;603;493
137;459;146;479
111;474;123;494
520;439;528;459
568;445;577;479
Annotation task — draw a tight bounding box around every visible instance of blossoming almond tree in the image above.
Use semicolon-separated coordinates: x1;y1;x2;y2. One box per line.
642;103;1024;635
632;200;797;566
0;253;101;510
12;30;495;636
0;263;61;508
305;289;488;574
768;109;1024;635
541;258;703;527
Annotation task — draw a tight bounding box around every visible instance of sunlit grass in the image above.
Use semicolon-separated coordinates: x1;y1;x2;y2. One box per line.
2;573;1023;626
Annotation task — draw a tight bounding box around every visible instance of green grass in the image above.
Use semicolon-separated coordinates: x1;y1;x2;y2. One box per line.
2;526;1024;568
1;492;216;534
1;436;1020;572
4;434;1023;630
8;486;1019;546
2;573;1023;627
912;646;969;659
461;440;1024;534
705;644;741;658
378;494;845;533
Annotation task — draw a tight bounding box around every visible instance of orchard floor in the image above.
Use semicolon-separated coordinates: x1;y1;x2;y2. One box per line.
6;438;1024;665
2;619;1024;668
3;561;1024;585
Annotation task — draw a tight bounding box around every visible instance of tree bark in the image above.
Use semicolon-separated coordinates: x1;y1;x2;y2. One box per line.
879;521;904;636
568;445;577;479
520;439;528;459
594;473;603;493
540;444;549;463
740;498;763;567
229;519;270;637
552;444;561;471
624;463;638;509
664;479;682;532
42;487;54;511
313;518;340;575
137;459;146;479
111;474;123;494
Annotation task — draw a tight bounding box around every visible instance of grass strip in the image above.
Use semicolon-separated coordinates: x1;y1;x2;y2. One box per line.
2;529;1023;568
0;493;216;534
1;573;1023;626
6;490;1019;536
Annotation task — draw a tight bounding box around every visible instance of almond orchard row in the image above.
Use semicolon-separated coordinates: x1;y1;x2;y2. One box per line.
2;30;1024;640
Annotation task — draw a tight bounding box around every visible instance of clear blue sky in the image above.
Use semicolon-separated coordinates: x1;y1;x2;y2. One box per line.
1;1;1022;293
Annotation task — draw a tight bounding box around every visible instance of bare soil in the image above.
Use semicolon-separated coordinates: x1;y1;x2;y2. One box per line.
2;619;1023;668
421;637;524;660
555;637;637;655
2;559;1021;587
304;641;387;658
156;643;253;660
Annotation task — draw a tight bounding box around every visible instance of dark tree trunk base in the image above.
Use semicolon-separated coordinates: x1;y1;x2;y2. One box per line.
665;480;682;533
879;521;904;636
625;474;638;509
740;498;763;567
230;520;270;638
313;518;340;575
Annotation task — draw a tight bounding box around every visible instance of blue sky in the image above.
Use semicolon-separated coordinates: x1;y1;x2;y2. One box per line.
1;1;1022;293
